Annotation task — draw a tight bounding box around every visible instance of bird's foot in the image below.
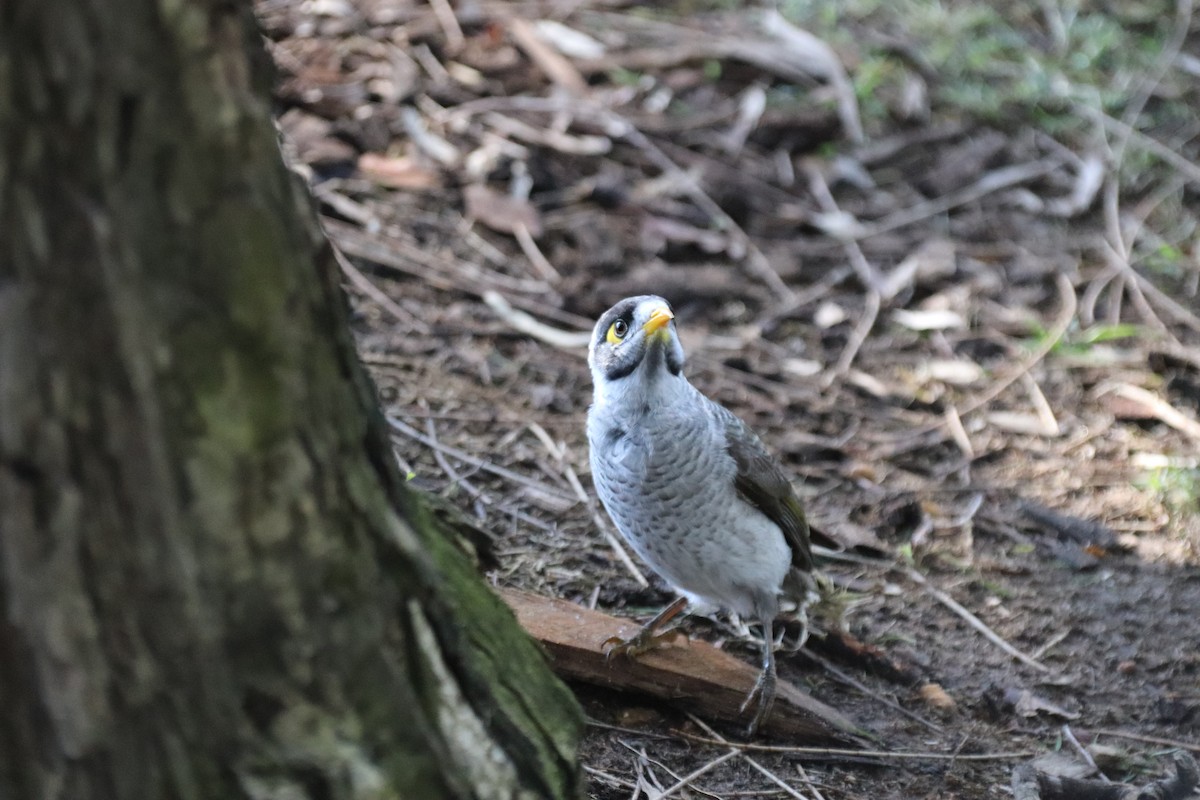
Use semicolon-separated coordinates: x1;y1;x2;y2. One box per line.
602;627;689;662
792;606;811;650
739;666;778;737
602;596;690;662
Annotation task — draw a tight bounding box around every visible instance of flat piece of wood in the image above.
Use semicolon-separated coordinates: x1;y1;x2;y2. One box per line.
500;588;864;742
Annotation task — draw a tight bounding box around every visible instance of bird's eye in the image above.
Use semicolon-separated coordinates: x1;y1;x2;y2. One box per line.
606;319;629;344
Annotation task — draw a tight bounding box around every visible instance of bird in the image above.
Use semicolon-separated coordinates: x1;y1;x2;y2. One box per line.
586;295;816;735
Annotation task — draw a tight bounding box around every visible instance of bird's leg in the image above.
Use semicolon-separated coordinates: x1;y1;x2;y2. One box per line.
739;616;777;736
603;596;689;661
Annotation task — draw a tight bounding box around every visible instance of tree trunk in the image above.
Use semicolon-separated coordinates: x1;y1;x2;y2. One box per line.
0;1;582;798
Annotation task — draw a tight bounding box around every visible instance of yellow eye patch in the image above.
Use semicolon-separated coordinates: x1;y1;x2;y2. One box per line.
606;319;629;344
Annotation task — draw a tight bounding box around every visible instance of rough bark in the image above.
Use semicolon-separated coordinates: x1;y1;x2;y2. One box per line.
0;1;582;798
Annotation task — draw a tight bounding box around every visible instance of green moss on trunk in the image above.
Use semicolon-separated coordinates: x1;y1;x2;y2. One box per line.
0;1;582;797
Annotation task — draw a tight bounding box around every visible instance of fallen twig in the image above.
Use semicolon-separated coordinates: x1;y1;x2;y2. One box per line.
427;0;463;54
334;246;431;334
615;121;798;306
903;567;1053;673
1104;383;1200;441
657;749;741;800
1062;723;1107;782
956;272;1076;423
508;17;589;95
802;649;943;733
687;715;814;800
857;159;1061;240
1078;729;1200;754
673;730;1035;761
482;290;591;350
388;415;578;504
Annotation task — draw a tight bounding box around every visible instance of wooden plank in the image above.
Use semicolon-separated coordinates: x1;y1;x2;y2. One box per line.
500;588;865;742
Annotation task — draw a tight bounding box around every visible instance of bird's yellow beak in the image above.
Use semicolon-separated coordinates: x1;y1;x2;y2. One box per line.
642;306;674;337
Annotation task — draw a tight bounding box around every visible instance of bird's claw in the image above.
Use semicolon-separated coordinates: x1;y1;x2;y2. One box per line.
602;628;689;663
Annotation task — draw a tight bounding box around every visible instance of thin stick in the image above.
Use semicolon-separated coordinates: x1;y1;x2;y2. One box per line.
582;765;637;791
427;0;464;53
824;289;880;387
687;715;812;800
1107;383;1200;441
1101;239;1200;334
673;730;1036;761
744;757;812;800
1080;728;1200;754
803;650;943;733
482;291;592;351
424;416;485;500
803;162;882;292
507;17;589;95
1083;109;1200;188
1030;629;1072;661
387;416;577;503
857;159;1061;240
334;247;430;334
615;122;797;306
657;750;741;800
794;762;826;800
799;160;883;383
944;406;974;459
904;567;1052;673
1020;371;1060;437
324;216;553;297
1112;0;1194;171
969;273;1075;417
512;222;562;282
1063;723;1108;782
617;741;715;800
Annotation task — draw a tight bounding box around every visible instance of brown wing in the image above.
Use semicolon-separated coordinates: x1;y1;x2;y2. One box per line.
721;410;814;573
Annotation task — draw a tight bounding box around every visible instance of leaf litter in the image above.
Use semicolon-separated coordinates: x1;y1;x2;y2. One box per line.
256;0;1200;795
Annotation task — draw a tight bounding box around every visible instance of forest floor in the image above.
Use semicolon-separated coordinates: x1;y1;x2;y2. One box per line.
256;1;1200;796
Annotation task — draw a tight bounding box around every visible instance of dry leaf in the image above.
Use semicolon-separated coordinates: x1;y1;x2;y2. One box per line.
845;369;892;398
892;308;966;331
640;216;730;255
879;238;956;300
1029;751;1094;780
917;682;958;712
986;411;1061;437
924;358;984;386
532;19;606;59
814;301;847;329
464;184;543;237
357;152;441;189
781;357;822;378
1006;688;1079;720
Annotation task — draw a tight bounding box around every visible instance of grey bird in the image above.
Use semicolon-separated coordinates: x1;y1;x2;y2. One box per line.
586;295;815;734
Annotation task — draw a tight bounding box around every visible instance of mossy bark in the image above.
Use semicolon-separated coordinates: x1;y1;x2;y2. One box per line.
0;1;583;798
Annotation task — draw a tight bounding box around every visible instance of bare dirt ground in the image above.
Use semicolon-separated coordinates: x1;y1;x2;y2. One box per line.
256;1;1200;796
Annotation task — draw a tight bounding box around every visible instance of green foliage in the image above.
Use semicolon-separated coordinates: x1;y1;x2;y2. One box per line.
974;579;1013;599
1140;241;1188;278
1022;321;1143;358
1137;466;1200;517
779;0;1189;150
608;67;645;88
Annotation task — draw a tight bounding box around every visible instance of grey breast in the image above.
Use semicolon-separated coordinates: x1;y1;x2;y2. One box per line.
589;393;734;560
